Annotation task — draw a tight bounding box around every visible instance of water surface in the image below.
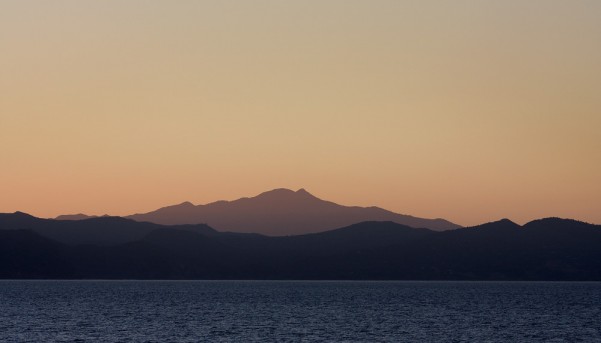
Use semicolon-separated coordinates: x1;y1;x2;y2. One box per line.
0;281;599;342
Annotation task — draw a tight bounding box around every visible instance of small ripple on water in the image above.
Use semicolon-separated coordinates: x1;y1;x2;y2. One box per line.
0;281;600;342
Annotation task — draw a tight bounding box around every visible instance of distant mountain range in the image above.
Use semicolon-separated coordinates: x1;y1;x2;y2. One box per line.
1;212;600;280
57;188;460;235
2;212;215;246
55;213;102;221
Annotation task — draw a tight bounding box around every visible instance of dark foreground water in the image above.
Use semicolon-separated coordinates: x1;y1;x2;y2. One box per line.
0;281;600;342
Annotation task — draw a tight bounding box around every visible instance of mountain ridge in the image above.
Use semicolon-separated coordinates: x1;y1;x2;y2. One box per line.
1;214;600;280
1;213;216;246
125;188;460;235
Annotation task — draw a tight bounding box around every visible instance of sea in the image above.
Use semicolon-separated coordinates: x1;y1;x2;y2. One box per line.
0;280;599;342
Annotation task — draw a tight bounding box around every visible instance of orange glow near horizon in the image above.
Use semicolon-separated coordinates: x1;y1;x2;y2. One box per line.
1;1;600;226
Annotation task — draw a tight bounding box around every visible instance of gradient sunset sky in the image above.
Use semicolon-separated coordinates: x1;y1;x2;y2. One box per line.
1;1;600;226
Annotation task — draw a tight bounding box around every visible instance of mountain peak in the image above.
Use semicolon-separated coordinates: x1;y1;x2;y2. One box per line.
526;217;583;225
260;188;295;195
470;218;521;231
524;217;594;230
55;213;97;221
497;218;518;225
251;188;320;202
126;188;461;234
253;188;307;198
295;188;317;198
13;211;34;217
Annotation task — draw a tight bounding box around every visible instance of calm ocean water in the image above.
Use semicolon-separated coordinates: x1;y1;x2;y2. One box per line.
0;281;599;342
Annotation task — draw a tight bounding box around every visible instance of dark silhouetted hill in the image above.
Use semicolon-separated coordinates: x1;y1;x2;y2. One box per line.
1;214;600;280
0;212;216;246
55;213;99;220
0;229;71;278
126;188;460;235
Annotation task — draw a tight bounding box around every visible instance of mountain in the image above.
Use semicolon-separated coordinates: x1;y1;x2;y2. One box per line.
0;212;216;246
55;214;99;220
126;188;460;235
0;229;71;278
1;214;600;280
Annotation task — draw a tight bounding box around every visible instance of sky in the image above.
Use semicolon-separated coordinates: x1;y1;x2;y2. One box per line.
1;1;600;226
